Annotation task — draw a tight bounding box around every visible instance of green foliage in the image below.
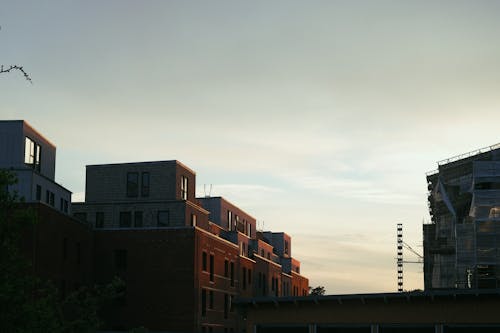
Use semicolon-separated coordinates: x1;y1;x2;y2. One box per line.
0;170;124;332
309;285;326;296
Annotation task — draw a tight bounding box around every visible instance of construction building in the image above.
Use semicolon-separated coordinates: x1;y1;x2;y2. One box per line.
424;143;500;289
1;120;309;332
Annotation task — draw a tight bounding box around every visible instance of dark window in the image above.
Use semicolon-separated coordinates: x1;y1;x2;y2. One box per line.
263;274;267;294
258;272;262;288
119;212;132;228
24;137;41;172
201;289;207;317
134;211;143;227
202;252;207;271
242;267;247;290
49;192;54;206
62;237;68;261
181;176;188;200
114;249;127;271
45;190;50;204
76;242;81;265
141;172;150;197
224;293;229;319
157;210;169;227
126;172;138;197
224;259;229;277
230;262;234;287
248;269;252;285
209;290;214;309
74;212;87;222
60;198;63;211
96;212;104;228
209;254;214;282
64;200;68;213
35;185;41;200
285;240;289;255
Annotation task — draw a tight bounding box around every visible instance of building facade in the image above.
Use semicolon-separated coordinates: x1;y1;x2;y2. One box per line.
424;143;500;289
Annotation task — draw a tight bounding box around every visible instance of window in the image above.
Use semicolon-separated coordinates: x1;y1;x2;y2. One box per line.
141;172;150;197
60;198;64;211
36;185;41;200
74;212;87;222
284;240;289;255
126;172;138;197
119;212;132;228
157;210;169;227
191;214;197;227
24;137;41;172
49;192;54;207
45;190;50;204
202;252;207;271
242;267;247;290
248;269;252;285
224;293;229;319
134;211;143;227
227;211;232;230
95;212;104;228
201;289;207;317
260;249;264;257
114;249;127;271
181;176;188;200
224;259;229;277
209;290;214;309
209;254;214;282
64;200;68;213
230;262;234;287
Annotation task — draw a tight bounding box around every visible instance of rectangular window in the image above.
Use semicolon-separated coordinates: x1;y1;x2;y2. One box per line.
60;198;63;211
74;212;87;222
201;289;207;317
202;252;207;271
119;212;132;228
230;262;234;287
45;190;50;204
157;210;169;227
209;290;214;309
95;212;104;228
134;211;143;227
227;210;232;230
181;176;188;200
258;272;262;288
224;293;229;319
248;269;252;285
36;185;41;201
49;192;54;207
141;172;150;197
126;172;138;197
114;249;127;271
24;137;41;172
242;267;247;290
224;259;229;278
191;214;197;227
64;200;68;213
209;254;214;282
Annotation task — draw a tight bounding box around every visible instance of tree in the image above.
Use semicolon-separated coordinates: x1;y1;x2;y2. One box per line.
0;26;32;83
309;285;326;296
0;170;124;332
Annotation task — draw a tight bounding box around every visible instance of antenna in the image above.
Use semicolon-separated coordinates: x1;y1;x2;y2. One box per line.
397;224;403;292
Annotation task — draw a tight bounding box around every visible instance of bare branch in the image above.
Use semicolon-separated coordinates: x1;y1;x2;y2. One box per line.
0;65;32;83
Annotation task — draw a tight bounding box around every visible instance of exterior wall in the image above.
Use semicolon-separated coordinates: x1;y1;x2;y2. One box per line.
20;203;92;297
254;255;283;297
263;232;291;258
195;228;240;332
291;271;309;296
85;161;196;203
93;227;196;332
239;256;256;299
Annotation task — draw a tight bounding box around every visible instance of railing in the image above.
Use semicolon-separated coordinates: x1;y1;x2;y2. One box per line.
437;143;500;166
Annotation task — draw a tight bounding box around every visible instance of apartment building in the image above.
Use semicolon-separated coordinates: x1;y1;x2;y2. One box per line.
424;143;500;289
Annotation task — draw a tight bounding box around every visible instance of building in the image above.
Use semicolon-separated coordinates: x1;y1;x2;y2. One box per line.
236;290;500;333
424;143;500;289
72;162;309;332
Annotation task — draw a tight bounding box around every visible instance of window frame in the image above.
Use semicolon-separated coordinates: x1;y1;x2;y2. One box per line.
126;172;139;197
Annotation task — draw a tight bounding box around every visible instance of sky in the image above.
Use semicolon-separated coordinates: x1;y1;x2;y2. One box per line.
2;0;500;294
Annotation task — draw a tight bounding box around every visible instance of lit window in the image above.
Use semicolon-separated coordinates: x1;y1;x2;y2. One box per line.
181;176;188;200
157;210;169;227
227;211;232;230
126;172;138;197
141;172;150;197
24;137;41;172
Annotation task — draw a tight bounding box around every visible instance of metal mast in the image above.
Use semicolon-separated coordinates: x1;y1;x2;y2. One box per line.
397;223;403;292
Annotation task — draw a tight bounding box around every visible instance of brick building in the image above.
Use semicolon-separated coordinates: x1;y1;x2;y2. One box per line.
1;120;309;332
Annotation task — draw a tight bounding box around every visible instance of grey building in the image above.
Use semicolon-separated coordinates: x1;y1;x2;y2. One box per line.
0;120;71;214
424;143;500;289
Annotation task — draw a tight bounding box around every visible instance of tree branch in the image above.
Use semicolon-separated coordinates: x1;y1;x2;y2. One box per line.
0;65;32;83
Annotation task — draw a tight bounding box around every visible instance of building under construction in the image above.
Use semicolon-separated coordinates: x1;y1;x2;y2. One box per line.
424;143;500;290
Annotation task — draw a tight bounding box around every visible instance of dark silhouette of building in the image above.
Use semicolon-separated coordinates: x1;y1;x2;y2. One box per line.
1;120;309;332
